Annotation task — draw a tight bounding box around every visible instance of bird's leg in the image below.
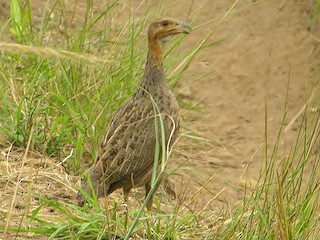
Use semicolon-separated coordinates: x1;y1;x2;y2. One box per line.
145;176;164;211
145;181;157;211
123;187;130;229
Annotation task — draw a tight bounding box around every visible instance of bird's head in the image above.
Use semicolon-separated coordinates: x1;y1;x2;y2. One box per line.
148;17;191;44
147;17;191;67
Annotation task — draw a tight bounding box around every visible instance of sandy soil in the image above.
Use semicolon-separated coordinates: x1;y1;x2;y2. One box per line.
171;0;320;209
1;0;320;238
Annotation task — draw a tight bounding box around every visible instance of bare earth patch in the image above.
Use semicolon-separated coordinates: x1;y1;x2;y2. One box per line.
174;0;320;209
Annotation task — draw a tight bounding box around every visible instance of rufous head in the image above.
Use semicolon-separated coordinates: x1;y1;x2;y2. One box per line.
147;17;191;67
148;17;191;43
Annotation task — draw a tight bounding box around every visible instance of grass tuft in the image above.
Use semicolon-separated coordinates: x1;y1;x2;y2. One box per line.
214;89;320;239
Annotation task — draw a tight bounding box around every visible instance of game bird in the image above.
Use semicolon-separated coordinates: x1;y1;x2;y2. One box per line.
77;17;191;210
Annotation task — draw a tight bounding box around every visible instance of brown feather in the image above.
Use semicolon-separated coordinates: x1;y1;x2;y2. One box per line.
77;17;191;209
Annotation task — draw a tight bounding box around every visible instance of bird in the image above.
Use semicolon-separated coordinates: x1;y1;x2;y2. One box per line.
77;17;191;211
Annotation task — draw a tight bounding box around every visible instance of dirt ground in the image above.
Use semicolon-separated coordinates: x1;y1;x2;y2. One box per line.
125;0;320;211
173;0;320;209
1;0;320;238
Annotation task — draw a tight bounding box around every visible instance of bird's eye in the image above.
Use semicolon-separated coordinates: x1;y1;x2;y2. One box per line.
162;21;169;26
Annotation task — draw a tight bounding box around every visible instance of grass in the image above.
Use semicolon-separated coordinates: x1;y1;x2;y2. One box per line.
0;0;219;172
313;0;320;23
215;90;320;239
1;0;320;239
1;0;220;239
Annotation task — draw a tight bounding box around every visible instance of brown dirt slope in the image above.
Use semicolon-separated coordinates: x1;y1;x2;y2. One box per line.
175;0;320;208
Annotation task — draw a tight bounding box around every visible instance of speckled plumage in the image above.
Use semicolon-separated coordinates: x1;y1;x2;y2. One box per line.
77;17;191;209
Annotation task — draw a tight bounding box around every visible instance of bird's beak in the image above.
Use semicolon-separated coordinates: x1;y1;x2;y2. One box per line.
178;22;192;34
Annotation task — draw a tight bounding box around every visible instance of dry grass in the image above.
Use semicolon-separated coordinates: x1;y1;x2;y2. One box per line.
0;42;109;63
0;140;224;239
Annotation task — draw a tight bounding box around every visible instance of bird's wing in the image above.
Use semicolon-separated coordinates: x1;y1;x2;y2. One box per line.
98;96;164;186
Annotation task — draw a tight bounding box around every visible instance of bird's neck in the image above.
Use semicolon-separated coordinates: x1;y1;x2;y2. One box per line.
149;39;163;68
139;39;166;92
